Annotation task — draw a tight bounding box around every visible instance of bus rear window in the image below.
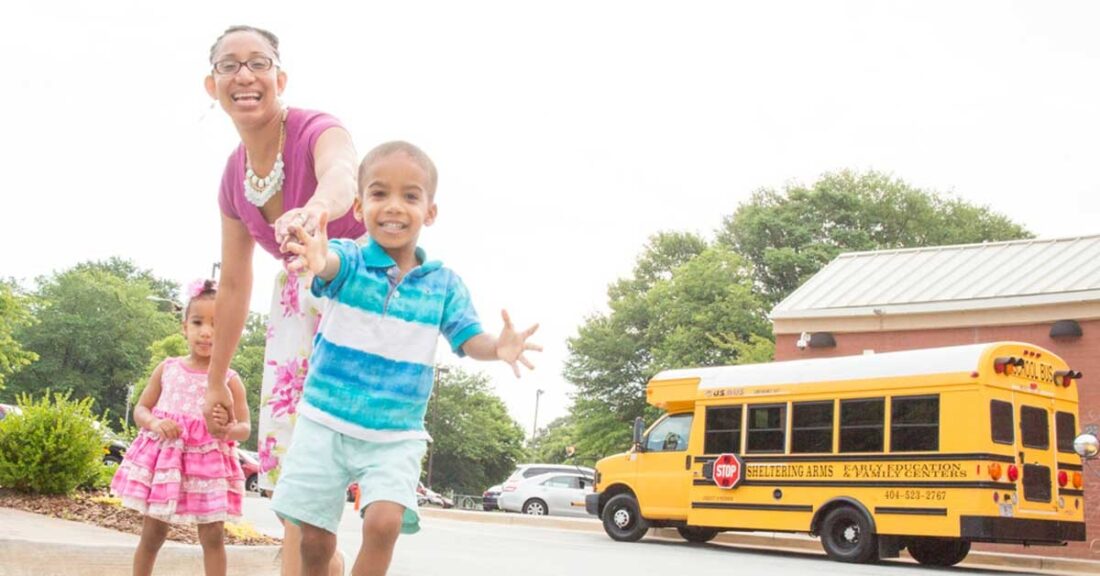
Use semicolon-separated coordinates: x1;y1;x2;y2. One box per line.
704;406;742;454
840;398;884;453
1056;412;1077;454
891;395;938;452
991;400;1013;444
1020;406;1049;450
747;404;785;453
792;401;833;453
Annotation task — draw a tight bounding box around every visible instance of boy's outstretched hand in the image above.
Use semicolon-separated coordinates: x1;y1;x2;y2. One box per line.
285;212;330;276
495;309;541;377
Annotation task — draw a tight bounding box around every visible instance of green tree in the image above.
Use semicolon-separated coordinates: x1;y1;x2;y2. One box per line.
424;369;527;495
4;261;178;422
718;170;1032;305
0;281;37;390
564;236;770;460
232;313;268;450
528;415;578;464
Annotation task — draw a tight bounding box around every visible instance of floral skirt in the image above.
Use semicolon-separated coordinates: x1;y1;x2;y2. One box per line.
111;408;244;524
257;268;323;491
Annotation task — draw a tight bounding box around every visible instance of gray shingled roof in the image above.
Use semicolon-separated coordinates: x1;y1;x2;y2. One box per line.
770;235;1100;319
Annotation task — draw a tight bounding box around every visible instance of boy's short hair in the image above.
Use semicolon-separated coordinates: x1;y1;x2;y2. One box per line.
358;141;438;199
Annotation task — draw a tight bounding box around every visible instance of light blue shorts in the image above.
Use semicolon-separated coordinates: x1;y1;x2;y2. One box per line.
271;416;427;535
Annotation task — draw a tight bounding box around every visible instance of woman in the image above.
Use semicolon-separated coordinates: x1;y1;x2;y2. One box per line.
202;25;363;576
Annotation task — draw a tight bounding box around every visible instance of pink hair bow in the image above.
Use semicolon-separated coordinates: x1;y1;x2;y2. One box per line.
185;279;218;300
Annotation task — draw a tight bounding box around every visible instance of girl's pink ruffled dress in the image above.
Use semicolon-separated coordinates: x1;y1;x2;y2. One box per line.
110;357;245;523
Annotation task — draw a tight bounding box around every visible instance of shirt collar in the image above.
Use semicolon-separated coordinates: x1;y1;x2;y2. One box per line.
361;237;441;275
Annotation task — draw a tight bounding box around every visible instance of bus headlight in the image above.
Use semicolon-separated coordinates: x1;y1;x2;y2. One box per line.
1074;433;1099;459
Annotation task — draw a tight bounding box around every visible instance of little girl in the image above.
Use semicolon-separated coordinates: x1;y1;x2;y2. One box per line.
111;279;251;576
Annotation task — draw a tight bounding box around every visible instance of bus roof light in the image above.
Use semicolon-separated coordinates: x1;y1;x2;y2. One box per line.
994;357;1017;374
988;463;1002;481
1007;465;1019;482
1058;470;1069;487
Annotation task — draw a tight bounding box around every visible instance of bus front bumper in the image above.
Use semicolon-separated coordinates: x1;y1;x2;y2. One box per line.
960;516;1086;544
585;493;600;517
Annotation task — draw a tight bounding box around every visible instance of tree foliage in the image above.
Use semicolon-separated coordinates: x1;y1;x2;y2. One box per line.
0;281;37;390
424;369;527;494
3;260;178;423
717;170;1033;305
564;233;771;460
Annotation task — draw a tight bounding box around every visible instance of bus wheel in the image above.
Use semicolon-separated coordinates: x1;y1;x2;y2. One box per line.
602;494;650;542
677;526;719;543
907;538;970;566
820;506;877;563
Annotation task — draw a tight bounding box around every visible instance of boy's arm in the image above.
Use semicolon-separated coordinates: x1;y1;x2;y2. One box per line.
460;309;541;377
286;212;342;281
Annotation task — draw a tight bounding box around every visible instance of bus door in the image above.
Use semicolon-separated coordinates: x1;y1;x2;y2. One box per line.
635;412;695;518
1014;391;1057;515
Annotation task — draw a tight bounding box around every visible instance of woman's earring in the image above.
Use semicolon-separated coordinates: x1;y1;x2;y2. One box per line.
197;99;217;123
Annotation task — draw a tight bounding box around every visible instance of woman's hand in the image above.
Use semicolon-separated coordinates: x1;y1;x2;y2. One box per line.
151;418;181;441
275;204;327;254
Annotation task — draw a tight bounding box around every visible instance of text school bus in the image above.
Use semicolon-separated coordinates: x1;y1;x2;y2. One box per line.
585;342;1100;566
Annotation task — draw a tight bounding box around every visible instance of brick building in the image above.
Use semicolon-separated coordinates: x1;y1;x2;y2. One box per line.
770;235;1100;559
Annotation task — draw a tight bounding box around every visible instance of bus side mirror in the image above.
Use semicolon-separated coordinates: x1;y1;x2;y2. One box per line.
632;417;645;452
1074;433;1099;459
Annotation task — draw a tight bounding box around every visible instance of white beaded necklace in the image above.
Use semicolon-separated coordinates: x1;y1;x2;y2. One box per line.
243;111;287;207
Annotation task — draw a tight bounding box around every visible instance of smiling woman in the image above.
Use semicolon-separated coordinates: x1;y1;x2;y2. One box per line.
199;24;363;576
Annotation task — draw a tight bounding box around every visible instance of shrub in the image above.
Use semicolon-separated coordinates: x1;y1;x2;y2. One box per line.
0;391;106;494
80;460;118;492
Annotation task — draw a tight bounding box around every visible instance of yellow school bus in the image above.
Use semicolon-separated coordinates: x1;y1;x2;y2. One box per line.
585;342;1099;566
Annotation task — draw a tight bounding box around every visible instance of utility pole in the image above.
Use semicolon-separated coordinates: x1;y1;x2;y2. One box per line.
211;262;221;279
425;365;451;489
532;388;545;440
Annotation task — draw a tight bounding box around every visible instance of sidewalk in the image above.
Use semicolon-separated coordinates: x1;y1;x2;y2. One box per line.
0;507;279;576
3;503;1098;575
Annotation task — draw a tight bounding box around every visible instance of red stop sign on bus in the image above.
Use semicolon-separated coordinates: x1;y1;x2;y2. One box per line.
713;453;744;489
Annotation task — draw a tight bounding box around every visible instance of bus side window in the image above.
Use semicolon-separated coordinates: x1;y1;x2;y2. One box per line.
990;400;1013;444
747;404;785;453
840;398;884;453
792;401;833;453
1055;412;1076;454
891;395;939;452
645;413;693;452
705;406;742;454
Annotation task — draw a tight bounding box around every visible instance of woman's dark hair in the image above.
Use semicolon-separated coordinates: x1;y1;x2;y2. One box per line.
209;25;281;64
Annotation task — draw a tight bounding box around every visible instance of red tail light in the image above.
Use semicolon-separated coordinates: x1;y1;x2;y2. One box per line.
1007;465;1019;482
1058;471;1069;487
502;485;516;492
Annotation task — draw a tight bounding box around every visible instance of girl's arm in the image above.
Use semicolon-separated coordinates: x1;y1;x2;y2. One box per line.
204;214;255;437
134;362;180;440
223;373;251;443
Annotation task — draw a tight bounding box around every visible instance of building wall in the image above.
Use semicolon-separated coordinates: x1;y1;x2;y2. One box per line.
774;320;1100;558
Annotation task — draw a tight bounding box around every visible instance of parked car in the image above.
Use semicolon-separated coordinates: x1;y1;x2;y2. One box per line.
91;420;127;466
498;463;594;495
0;403;19;421
417;483;454;508
498;472;593;517
238;449;261;493
482;484;502;511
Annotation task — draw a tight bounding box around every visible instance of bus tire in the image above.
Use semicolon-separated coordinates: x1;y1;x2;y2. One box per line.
602;494;650;542
677;526;719;543
820;506;878;563
907;538;970;566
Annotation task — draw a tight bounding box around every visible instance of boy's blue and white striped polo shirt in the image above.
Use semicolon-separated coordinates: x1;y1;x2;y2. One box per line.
298;237;483;441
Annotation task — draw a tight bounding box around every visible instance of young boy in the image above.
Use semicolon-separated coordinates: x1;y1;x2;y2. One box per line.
273;141;540;576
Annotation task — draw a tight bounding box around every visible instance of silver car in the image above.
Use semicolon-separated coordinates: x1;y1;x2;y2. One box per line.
498;472;594;517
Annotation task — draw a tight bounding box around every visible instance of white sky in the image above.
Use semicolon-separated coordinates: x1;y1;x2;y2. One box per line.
3;1;1099;437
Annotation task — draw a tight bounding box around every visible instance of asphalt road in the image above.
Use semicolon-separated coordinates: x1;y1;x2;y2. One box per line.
241;496;1049;576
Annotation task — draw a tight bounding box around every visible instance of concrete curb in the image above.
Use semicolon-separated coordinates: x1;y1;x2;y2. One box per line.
420;508;1100;575
0;506;280;576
